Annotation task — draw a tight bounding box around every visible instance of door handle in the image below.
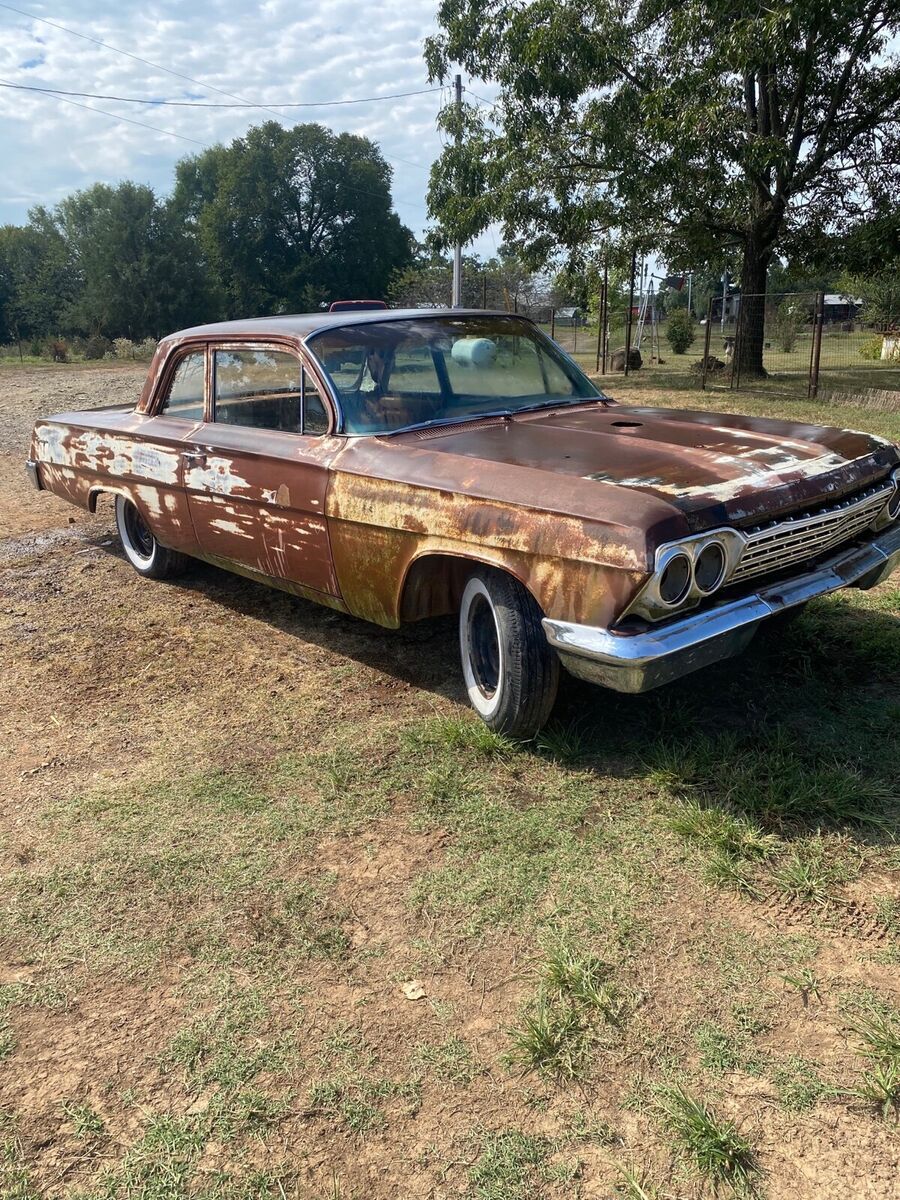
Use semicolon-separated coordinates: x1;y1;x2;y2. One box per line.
183;450;207;467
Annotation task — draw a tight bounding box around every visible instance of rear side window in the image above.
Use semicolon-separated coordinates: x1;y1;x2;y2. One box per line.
214;349;328;434
160;351;205;420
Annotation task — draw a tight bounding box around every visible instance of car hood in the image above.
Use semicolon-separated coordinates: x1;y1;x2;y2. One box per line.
401;402;898;526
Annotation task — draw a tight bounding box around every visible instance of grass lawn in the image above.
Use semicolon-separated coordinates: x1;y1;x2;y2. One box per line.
0;364;899;1199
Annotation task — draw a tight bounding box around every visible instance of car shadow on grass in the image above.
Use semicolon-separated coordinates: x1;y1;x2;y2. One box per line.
116;544;899;843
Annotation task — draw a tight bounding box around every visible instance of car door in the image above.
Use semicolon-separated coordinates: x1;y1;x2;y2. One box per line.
183;342;341;597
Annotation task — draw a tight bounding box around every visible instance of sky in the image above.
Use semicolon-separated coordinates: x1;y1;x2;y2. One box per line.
0;0;501;253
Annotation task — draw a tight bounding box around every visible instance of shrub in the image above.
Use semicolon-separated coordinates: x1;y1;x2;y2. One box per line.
28;339;43;357
113;337;135;360
45;338;69;363
136;337;158;360
771;300;803;353
858;335;884;361
665;309;696;354
84;334;113;360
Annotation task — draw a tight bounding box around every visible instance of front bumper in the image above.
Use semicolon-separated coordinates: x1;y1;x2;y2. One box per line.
542;520;900;694
25;459;43;491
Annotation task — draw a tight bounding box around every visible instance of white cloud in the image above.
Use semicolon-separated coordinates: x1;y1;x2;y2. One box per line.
0;0;500;253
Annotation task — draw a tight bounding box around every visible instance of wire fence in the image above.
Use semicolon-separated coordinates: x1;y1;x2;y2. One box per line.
529;291;900;404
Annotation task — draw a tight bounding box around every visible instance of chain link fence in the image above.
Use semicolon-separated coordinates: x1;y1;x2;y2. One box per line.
528;292;900;403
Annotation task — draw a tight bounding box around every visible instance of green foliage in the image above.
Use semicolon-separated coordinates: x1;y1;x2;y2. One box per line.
174;122;412;317
467;1129;555;1199
665;309;696;354
426;1;900;375
655;1085;757;1191
858;334;885;360
838;268;900;328
0;122;413;344
771;299;804;353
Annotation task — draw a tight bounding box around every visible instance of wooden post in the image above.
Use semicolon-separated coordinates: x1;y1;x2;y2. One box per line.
550;308;556;340
624;250;637;377
700;297;714;390
482;273;487;309
573;320;577;354
808;291;825;398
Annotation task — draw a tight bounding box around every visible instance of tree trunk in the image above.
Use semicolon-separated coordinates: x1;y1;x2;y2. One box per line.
737;238;772;378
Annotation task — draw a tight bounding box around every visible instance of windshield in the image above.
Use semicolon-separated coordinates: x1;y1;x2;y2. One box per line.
306;315;604;434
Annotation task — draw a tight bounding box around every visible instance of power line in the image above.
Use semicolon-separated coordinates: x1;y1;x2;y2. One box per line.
0;75;207;147
0;1;284;114
0;75;428;207
467;90;501;110
0;79;444;110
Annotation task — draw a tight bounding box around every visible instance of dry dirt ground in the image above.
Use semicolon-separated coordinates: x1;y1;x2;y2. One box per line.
1;364;899;1200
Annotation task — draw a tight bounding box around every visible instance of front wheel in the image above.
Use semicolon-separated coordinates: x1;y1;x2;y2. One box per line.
115;496;188;580
458;568;559;738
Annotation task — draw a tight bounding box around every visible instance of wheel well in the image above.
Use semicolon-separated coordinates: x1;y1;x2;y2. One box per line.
398;553;537;623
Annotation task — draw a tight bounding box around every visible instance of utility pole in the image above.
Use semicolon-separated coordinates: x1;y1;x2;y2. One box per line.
451;73;463;308
720;270;728;334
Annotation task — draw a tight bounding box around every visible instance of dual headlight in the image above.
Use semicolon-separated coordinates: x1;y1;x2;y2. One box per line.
642;530;744;619
634;465;900;623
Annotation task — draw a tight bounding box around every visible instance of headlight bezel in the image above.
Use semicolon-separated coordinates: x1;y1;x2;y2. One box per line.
629;528;744;620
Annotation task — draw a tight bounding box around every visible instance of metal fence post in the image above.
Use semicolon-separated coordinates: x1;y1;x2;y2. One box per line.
624;249;637;377
601;258;609;375
700;297;713;389
808;291;824;398
550;308;556;340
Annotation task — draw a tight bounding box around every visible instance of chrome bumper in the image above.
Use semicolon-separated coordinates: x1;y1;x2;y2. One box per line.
25;459;43;490
543;521;900;694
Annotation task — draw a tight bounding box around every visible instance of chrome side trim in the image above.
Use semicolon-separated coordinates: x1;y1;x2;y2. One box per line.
25;459;43;491
543;520;900;694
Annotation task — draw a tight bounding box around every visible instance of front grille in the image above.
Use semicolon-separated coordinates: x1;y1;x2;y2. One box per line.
730;481;892;586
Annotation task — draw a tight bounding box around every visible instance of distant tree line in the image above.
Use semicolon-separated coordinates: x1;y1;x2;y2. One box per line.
0;121;414;350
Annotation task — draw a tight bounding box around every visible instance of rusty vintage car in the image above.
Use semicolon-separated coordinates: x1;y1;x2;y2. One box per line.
27;310;900;736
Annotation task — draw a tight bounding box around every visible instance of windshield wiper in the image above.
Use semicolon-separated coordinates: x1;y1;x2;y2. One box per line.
510;397;605;416
385;409;514;436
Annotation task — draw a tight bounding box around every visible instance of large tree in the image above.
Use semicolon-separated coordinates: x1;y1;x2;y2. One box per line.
425;1;900;375
35;182;210;339
173;122;414;316
0;222;71;347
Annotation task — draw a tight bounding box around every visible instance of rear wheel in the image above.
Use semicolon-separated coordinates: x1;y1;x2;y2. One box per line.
115;496;188;580
458;568;559;738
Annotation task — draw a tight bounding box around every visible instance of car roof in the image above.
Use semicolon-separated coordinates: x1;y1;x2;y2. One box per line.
164;308;527;343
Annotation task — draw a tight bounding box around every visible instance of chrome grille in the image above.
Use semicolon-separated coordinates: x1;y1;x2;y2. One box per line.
730;483;893;586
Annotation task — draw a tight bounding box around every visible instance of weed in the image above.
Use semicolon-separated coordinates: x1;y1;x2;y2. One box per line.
541;948;622;1021
704;851;764;897
771;838;853;903
649;729;892;827
848;1060;900;1118
779;968;822;1005
535;721;590;763
0;1020;15;1062
403;715;515;758
694;1022;762;1076
656;1084;757;1192
668;802;777;860
467;1129;553;1199
411;1036;478;1085
772;1058;829;1111
846;1007;900;1062
614;1163;659;1198
61;1100;105;1138
91;1115;205;1199
507;999;591;1080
